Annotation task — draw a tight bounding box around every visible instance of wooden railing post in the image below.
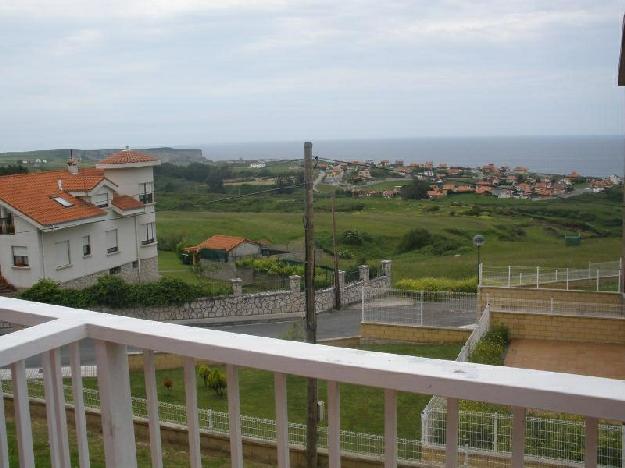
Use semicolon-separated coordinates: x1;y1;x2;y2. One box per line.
95;340;137;468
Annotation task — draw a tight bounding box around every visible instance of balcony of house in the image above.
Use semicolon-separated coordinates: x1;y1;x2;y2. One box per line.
0;296;624;467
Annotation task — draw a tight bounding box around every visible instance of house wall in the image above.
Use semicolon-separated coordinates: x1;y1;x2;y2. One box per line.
230;242;261;259
0;216;42;288
102;166;154;199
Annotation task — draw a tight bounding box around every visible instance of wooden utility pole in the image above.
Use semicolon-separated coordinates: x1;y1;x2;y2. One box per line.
303;141;318;467
331;191;341;309
618;15;625;295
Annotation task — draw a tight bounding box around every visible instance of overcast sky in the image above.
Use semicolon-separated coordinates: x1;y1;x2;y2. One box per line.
1;0;624;151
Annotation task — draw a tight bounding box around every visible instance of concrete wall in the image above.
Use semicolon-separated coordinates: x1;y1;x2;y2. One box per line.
360;322;472;344
479;286;622;310
491;311;625;344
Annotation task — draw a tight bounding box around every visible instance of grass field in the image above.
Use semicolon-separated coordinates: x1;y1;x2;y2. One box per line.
82;342;461;439
4;415;259;467
156;189;620;282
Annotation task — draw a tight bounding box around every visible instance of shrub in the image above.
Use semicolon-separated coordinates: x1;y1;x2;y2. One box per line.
341;230;371;246
20;275;230;309
163;377;173;394
396;277;477;293
423;205;440;212
207;368;227;397
469;326;510;365
397;228;432;253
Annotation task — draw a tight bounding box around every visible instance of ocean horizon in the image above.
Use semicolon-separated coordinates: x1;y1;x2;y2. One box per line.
190;135;625;177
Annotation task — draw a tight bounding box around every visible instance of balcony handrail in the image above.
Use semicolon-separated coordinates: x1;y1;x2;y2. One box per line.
1;297;625;422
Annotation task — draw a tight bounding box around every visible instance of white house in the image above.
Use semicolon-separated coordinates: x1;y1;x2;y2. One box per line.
0;148;161;289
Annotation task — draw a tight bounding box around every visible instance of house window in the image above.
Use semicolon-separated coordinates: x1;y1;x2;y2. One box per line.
82;235;91;256
55;240;71;268
0;208;14;235
12;246;28;267
105;229;118;254
53;196;73;207
138;181;154;204
109;266;121;275
141;222;156;245
91;193;109;208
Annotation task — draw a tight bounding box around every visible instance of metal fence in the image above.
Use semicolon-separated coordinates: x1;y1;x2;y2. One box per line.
362;288;477;328
480;260;622;292
2;361;623;466
486;296;625;319
422;406;623;467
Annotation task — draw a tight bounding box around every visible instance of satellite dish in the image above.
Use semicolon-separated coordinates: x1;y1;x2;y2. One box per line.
473;234;485;247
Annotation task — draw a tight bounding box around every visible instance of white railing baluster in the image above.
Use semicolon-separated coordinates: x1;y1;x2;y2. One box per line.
0;375;9;468
11;359;34;467
384;389;397;468
327;381;340;468
445;398;458;468
183;357;201;468
511;406;526;468
95;340;137;467
585;416;598;468
69;342;90;468
227;364;243;468
42;349;71;468
144;350;163;468
274;372;290;468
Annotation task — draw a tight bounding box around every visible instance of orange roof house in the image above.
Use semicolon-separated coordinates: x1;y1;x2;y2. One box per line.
185;235;254;253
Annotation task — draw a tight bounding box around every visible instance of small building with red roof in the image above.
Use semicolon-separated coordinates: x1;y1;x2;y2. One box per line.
184;235;261;263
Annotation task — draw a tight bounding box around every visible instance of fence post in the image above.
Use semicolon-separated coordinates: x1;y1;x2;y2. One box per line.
361;286;365;322
420;291;424;326
555;269;558;283
493;413;498;452
619;267;623;294
507;266;511;288
596;269;600;292
478;263;483;287
231;278;243;296
536;267;540;289
566;268;569;290
519;272;523;286
358;265;370;284
289;275;301;293
550;298;554;314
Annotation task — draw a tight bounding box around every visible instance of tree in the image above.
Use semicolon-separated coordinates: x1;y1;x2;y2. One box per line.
400;179;430;200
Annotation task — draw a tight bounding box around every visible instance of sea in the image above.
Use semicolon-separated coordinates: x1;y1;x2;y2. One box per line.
193;135;625;177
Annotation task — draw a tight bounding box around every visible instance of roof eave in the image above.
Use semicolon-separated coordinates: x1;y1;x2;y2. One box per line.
96;160;161;170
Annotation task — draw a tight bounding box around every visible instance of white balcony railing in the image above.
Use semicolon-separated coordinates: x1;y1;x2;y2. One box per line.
1;297;625;467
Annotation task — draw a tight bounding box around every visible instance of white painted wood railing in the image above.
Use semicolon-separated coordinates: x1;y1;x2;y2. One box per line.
1;296;625;468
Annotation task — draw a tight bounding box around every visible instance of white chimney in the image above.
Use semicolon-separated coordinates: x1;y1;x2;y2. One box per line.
67;149;79;174
57;179;63;191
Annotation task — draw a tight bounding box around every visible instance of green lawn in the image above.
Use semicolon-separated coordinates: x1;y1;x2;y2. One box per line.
4;415;262;467
156;189;620;283
83;342;461;440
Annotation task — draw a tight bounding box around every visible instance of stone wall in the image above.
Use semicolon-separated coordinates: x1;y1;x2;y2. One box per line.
491;311;625;344
62;255;159;289
360;322;472;344
96;261;391;324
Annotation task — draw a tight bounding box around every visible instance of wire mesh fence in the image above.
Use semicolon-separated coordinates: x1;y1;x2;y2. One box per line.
422;406;623;467
2;365;622;466
486;296;625;319
481;260;622;292
362;288;478;328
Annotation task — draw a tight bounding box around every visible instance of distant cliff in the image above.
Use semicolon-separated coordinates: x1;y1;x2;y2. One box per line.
0;147;205;166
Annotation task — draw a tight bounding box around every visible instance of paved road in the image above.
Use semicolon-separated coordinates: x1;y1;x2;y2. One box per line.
19;299;475;368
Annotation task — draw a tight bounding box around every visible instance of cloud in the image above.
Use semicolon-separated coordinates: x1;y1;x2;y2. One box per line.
51;29;103;55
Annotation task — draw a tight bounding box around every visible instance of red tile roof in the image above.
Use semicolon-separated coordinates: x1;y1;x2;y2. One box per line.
112;195;144;211
185;235;253;253
99;150;159;165
0;169;108;226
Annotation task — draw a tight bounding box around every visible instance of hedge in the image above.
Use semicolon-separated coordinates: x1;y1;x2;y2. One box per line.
395;277;477;293
20;276;231;309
